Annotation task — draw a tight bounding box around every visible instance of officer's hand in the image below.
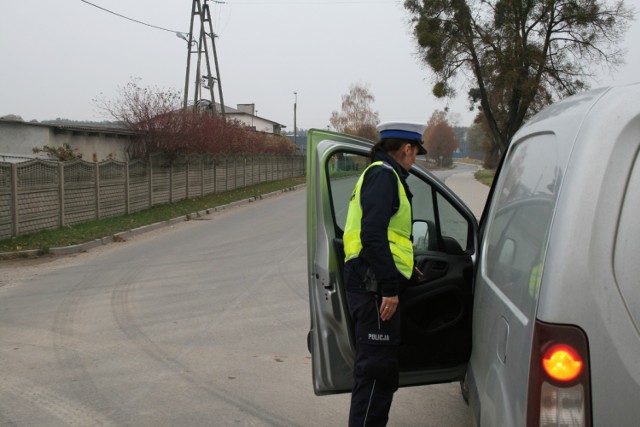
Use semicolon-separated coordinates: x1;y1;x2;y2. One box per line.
410;267;424;286
380;295;399;321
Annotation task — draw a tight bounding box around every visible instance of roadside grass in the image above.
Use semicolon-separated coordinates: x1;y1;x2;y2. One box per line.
475;169;495;186
0;177;305;254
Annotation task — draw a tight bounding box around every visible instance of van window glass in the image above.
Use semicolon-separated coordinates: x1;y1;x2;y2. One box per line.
327;152;369;231
614;150;640;329
406;173;436;223
408;174;469;251
436;192;469;251
483;134;560;318
327;151;470;253
407;172;470;251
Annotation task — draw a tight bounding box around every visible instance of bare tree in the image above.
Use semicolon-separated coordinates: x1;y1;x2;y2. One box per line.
96;78;295;159
330;83;380;140
424;110;458;167
95;78;185;159
465;115;492;162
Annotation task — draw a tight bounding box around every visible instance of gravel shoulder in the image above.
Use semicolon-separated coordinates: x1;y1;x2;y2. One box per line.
0;206;232;287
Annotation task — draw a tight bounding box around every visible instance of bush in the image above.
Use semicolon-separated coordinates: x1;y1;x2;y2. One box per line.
97;78;295;160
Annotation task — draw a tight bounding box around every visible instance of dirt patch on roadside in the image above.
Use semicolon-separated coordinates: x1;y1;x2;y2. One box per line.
0;252;88;288
0;219;194;288
0;253;60;267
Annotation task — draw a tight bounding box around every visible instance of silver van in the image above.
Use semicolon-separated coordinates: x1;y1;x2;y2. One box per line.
306;83;640;426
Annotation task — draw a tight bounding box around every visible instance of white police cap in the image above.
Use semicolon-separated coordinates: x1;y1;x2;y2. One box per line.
376;121;427;154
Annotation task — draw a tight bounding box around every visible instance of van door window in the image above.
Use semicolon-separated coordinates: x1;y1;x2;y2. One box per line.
327;152;369;231
614;150;640;328
483;134;560;318
407;175;470;252
327;151;471;253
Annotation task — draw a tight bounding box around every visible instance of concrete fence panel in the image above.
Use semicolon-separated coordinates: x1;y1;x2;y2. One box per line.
202;154;216;195
99;160;127;220
16;160;60;235
64;160;97;226
128;160;150;214
187;154;203;199
0;153;305;241
172;157;187;203
217;157;229;193
151;155;170;205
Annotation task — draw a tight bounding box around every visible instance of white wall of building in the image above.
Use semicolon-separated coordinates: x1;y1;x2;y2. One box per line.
0;120;133;162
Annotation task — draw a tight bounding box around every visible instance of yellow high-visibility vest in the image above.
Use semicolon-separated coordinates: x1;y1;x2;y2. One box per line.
343;161;414;279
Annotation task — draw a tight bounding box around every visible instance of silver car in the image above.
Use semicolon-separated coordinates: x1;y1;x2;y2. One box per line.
306;83;640;426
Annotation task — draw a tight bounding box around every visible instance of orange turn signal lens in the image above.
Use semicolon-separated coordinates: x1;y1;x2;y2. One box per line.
542;344;583;381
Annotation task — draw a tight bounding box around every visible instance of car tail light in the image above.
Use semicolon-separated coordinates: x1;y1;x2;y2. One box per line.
527;321;592;427
542;344;583;381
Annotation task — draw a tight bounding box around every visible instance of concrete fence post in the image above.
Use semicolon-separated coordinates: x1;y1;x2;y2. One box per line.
148;159;153;208
59;162;65;227
200;155;204;197
95;162;101;220
169;159;174;203
125;161;130;215
11;163;18;237
225;157;229;192
185;157;190;199
213;156;217;194
234;156;237;190
251;155;255;186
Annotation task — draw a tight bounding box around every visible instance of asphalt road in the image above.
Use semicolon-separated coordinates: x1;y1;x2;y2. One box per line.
0;165;482;426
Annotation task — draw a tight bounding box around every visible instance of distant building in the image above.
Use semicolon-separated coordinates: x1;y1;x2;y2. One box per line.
0;118;137;163
0;104;286;163
220;103;285;135
193;101;285;135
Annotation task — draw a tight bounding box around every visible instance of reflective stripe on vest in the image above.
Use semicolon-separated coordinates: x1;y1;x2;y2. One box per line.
343;161;414;279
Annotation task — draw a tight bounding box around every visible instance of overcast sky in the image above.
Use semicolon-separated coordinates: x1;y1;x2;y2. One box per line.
1;0;638;131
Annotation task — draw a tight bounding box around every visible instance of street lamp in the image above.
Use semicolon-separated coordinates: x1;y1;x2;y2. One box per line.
293;91;298;146
176;32;199;108
175;32;191;43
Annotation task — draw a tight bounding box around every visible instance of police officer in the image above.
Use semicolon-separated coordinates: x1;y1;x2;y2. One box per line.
343;122;427;426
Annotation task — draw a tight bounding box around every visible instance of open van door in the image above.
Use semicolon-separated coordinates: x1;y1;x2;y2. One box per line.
306;129;479;395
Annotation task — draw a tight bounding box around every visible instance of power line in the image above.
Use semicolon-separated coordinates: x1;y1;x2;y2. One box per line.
231;1;399;3
79;0;399;35
79;0;184;34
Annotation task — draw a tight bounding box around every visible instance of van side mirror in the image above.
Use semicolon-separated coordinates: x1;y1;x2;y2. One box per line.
412;220;436;251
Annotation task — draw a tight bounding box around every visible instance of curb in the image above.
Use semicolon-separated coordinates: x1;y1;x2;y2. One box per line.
0;184;305;260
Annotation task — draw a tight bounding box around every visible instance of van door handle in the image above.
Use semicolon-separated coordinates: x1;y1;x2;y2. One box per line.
323;272;336;290
497;316;509;364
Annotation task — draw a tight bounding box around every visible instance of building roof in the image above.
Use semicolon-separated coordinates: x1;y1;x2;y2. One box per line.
194;101;285;127
0;118;140;137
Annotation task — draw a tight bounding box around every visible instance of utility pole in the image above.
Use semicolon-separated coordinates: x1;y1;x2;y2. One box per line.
293;91;297;146
180;0;225;119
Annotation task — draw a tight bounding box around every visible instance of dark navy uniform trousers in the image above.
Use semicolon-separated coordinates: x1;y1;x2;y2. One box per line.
345;261;402;427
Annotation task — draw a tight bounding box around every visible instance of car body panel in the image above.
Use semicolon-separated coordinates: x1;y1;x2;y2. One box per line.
532;85;640;425
468;83;640;426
